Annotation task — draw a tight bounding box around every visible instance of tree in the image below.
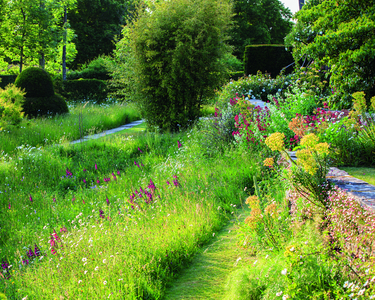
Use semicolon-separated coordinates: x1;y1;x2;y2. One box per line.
0;0;77;75
68;0;136;69
230;0;293;58
125;0;232;132
286;0;375;108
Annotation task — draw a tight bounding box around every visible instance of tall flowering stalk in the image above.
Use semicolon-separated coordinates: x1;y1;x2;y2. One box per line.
264;132;331;209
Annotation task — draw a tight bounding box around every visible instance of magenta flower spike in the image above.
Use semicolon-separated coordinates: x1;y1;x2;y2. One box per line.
97;179;100;185
117;170;121;176
83;179;87;184
177;141;182;149
53;197;56;203
106;196;110;205
29;195;33;203
95;163;98;170
112;172;117;181
138;147;143;153
53;229;60;242
8;203;11;209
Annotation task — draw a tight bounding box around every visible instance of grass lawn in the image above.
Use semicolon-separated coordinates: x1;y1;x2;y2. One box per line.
340;167;375;186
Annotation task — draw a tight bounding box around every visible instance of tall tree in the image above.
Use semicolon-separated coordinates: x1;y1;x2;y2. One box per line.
286;0;375;108
68;0;136;69
0;0;77;75
230;0;293;58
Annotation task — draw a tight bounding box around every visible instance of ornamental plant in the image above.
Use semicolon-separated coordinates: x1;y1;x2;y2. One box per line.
264;132;331;209
0;84;25;129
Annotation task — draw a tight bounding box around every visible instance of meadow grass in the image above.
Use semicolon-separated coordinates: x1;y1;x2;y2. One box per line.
0;122;259;299
0;102;141;156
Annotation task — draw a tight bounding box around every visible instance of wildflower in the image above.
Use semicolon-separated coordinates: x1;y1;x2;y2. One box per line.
106;197;110;206
112;173;117;181
34;245;41;257
314;142;330;156
358;289;365;296
95;163;98;170
78;280;82;284
117;170;121;176
82;258;87;262
281;269;287;275
60;226;67;233
29;195;33;203
138;147;143;153
343;281;349;288
276;291;283;296
282;295;289;300
177;141;182;149
263;157;274;168
51;248;56;255
296;149;317;175
95;266;99;271
99;209;105;219
53;197;56;203
103;280;107;285
300;133;319;149
8;203;11;209
265;132;285;151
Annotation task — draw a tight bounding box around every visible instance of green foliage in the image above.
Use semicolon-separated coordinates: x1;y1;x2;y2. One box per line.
0;75;17;89
14;67;54;98
56;79;108;103
244;45;294;77
67;56;113;80
230;0;293;59
0;84;25;127
68;0;136;69
286;0;375;109
22;94;69;118
127;0;232;132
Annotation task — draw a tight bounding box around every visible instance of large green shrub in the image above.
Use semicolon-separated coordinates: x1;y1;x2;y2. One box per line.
126;0;232;132
55;79;108;103
0;84;25;127
67;56;112;80
14;67;54;97
14;67;69;117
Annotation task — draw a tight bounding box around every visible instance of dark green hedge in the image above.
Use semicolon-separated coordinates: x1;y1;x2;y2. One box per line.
244;45;294;77
229;71;245;81
55;79;108;103
0;75;17;89
23;94;69;118
14;67;55;97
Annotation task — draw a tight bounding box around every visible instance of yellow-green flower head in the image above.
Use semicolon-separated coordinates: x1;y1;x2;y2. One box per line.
315;142;330;155
296;148;317;175
300;133;319;149
265;132;285;151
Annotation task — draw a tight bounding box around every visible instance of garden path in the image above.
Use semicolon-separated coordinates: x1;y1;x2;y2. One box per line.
164;206;252;299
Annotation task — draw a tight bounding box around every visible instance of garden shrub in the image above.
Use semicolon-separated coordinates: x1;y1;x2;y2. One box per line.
244;45;294;77
0;75;17;89
126;0;232;132
14;67;69;117
0;84;25;127
56;79;108;103
14;67;54;98
67;56;112;80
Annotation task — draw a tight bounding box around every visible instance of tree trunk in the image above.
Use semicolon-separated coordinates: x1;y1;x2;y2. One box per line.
39;52;45;69
62;6;67;81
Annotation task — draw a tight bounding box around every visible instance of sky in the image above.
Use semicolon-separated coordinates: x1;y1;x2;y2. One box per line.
279;0;300;15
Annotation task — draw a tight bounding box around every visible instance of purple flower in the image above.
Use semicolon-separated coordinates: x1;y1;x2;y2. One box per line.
29;195;33;202
177;141;182;149
95;163;98;170
173;179;180;187
134;161;140;168
1;260;9;270
97;179;100;184
53;197;56;203
34;244;41;257
66;168;72;177
117;170;121;176
106;196;110;205
22;259;29;265
26;248;34;258
72;196;76;203
148;179;156;191
166;181;170;185
8;203;11;209
60;227;67;233
83;179;87;184
138;147;143;153
112;173;117;181
99;209;105;219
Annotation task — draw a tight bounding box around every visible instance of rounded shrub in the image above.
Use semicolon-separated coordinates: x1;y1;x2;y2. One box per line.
15;67;54;97
22;94;69;118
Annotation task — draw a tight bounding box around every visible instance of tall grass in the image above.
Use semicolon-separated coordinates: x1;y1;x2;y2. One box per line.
0;102;141;155
0;124;258;299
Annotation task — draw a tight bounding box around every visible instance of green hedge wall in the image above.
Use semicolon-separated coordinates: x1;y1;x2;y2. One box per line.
0;75;17;89
55;79;108;103
244;45;294;77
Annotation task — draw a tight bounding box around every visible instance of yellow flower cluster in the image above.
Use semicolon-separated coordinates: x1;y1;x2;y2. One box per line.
288;115;308;137
296;149;317;175
263;157;274;167
265;132;285;152
300;133;319;149
315;142;329;156
352;91;367;114
264;202;278;218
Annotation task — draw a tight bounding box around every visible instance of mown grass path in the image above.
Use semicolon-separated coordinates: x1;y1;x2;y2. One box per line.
164;206;252;300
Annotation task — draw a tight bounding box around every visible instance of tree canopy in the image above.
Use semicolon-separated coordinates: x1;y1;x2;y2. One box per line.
286;0;375;108
230;0;293;58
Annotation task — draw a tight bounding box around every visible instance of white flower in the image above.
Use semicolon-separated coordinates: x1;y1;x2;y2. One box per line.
103;280;107;285
118;278;123;281
103;259;107;264
276;291;283;296
95;266;99;271
22;297;28;300
282;295;289;300
281;269;287;275
78;280;82;284
358;289;365;295
289;247;295;252
84;270;88;275
82;257;87;262
343;281;349;288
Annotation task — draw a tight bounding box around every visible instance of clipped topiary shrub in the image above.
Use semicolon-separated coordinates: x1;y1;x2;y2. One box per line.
22;94;68;117
14;67;69;117
14;67;55;97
